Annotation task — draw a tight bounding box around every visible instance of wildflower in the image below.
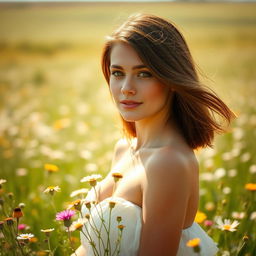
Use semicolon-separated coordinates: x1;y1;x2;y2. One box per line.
195;211;207;224
186;237;201;247
249;165;256;174
204;220;213;227
7;192;14;199
216;217;239;232
56;210;75;228
43;186;61;195
18;203;26;208
53;118;70;130
250;211;256;220
223;187;231;194
4;217;14;226
17;233;34;241
41;228;54;237
67;199;82;211
85;213;90;220
109;201;116;209
0;179;6;188
205;202;215;211
186;238;201;253
214;168;226;180
44;163;59;173
13;207;23;218
30;237;38;243
116;216;122;223
80;174;102;187
245;183;256;191
16;168;28;176
243;235;249;242
221;199;227;206
84;201;91;209
232;212;246;220
70;188;88;198
241;152;251;162
18;224;27;230
228;169;237;177
69;218;87;232
118;224;125;230
112;172;123;182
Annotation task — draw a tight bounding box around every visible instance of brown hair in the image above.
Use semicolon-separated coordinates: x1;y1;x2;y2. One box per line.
101;13;235;149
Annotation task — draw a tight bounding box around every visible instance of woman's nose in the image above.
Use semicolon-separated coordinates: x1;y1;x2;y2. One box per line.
121;77;136;96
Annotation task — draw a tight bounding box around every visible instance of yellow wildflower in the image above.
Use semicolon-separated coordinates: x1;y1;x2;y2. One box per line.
195;211;207;224
44;164;59;173
186;238;201;247
245;183;256;191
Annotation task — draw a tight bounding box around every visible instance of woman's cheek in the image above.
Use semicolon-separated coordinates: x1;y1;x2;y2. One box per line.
109;82;120;103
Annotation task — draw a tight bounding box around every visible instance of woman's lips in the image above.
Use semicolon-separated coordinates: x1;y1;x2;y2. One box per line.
120;100;142;109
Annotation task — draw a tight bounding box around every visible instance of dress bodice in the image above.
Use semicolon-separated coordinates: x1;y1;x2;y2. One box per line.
80;187;218;256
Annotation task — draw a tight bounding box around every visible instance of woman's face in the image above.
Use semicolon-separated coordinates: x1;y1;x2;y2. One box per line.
109;42;171;123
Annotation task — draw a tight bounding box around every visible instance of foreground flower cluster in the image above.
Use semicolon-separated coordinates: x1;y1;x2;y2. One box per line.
0;173;127;255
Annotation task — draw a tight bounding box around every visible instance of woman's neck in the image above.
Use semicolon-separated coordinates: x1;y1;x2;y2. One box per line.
133;110;180;152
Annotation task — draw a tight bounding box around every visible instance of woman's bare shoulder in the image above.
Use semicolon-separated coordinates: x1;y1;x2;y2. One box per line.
141;146;198;194
111;138;130;165
145;145;198;175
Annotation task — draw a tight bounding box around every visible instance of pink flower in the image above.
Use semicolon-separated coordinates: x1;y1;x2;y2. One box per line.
18;224;26;230
56;210;75;228
204;220;213;227
56;210;75;221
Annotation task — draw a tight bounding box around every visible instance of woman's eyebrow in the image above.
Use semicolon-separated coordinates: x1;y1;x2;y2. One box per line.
110;64;147;70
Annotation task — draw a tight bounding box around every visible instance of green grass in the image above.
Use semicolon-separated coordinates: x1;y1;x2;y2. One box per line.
0;2;255;255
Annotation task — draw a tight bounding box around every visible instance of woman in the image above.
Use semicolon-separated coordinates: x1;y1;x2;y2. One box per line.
74;13;235;256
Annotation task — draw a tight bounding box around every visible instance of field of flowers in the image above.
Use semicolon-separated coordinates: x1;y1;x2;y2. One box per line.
0;2;255;255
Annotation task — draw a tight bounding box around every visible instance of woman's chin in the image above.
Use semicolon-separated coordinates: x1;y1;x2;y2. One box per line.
121;114;140;122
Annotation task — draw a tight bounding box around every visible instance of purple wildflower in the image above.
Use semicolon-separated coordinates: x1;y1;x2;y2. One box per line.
56;210;75;228
56;210;75;221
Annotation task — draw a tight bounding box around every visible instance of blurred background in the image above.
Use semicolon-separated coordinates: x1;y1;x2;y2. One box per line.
0;1;255;255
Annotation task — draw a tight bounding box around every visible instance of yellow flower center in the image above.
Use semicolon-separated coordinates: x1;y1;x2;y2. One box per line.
223;224;231;230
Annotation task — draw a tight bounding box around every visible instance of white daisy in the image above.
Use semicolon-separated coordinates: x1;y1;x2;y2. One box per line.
69;218;87;232
80;174;102;183
17;233;34;240
216;217;239;232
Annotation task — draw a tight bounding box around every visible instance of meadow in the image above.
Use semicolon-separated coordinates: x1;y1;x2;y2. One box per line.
0;2;255;255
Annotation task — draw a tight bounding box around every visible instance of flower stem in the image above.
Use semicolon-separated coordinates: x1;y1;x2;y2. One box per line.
67;227;78;256
106;208;113;256
47;238;54;256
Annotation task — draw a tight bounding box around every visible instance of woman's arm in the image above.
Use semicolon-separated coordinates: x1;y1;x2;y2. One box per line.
138;148;192;256
71;245;86;256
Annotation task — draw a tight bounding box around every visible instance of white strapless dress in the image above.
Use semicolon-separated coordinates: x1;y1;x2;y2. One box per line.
80;188;218;256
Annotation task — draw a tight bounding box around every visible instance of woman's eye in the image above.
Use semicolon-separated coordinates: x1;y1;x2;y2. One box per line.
138;71;152;78
111;71;124;77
